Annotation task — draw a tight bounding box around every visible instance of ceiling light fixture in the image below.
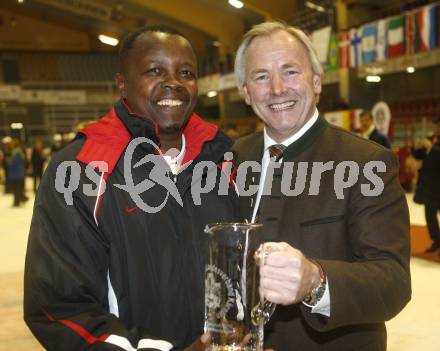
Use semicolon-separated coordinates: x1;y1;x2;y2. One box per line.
98;34;119;46
18;0;24;3
207;91;218;98
11;122;24;130
305;1;326;13
228;0;244;9
366;75;381;83
406;66;415;74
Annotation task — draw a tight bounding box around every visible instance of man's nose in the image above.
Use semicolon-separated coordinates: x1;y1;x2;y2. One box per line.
163;73;182;89
270;74;286;96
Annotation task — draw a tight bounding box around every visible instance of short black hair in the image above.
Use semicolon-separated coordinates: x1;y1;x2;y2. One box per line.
118;25;188;72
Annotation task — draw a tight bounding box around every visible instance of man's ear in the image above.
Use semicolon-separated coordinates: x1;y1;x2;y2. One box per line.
243;84;251;105
313;74;322;95
115;73;125;96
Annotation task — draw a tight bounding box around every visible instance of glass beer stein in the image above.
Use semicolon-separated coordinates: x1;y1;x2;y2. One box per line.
204;223;275;351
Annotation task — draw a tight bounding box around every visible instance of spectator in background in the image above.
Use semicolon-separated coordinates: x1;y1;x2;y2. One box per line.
1;138;12;194
404;138;433;190
30;139;46;193
7;138;27;207
360;110;391;148
428;130;439;145
414;118;440;253
412;137;432;161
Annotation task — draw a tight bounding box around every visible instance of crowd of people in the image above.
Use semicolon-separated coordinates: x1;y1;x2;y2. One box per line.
0;133;79;207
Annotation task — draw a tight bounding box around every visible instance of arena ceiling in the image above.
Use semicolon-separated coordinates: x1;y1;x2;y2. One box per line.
0;0;301;53
0;0;405;55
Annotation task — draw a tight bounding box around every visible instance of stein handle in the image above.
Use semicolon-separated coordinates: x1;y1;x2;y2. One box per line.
251;299;276;326
251;243;278;326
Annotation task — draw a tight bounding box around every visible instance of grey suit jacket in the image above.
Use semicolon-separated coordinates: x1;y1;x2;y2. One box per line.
232;116;411;351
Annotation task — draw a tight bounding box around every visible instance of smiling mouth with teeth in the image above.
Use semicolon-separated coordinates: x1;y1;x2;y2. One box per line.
157;99;183;107
269;101;296;111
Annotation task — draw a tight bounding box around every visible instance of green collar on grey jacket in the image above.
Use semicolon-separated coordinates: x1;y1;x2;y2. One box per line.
283;115;328;161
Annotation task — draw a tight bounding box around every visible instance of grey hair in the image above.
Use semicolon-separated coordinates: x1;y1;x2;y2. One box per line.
234;21;323;93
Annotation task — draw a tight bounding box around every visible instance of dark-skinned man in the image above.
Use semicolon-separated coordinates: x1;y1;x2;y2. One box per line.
24;26;239;351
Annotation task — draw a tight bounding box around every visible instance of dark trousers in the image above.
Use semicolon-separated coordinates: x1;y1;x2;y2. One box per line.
10;179;25;206
425;204;440;246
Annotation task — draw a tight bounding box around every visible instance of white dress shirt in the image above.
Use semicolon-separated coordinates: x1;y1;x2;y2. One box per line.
251;108;331;317
162;134;186;175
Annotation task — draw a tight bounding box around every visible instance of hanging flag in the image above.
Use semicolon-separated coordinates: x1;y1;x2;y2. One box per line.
327;34;339;71
406;10;419;55
349;28;362;67
417;3;437;52
356;28;363;66
387;15;405;58
376;19;387;61
361;22;377;64
338;31;350;68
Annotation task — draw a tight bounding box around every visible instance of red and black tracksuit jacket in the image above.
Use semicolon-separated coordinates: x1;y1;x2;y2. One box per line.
24;99;239;350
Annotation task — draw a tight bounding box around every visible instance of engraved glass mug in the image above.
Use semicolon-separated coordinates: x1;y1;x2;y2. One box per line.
204;223;275;351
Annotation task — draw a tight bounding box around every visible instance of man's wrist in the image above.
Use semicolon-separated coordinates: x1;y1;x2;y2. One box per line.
303;259;327;307
310;260;322;289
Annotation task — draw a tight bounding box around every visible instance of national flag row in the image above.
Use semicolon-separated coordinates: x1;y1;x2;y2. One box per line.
326;2;440;71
